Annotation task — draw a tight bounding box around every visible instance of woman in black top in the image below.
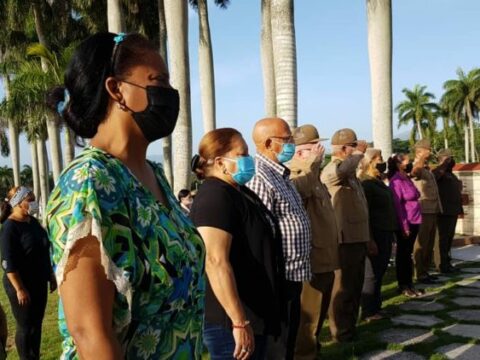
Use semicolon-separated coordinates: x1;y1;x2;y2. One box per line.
0;186;56;359
358;149;397;322
190;128;283;360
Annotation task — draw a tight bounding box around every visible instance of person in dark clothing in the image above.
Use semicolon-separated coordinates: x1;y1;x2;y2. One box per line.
433;149;463;273
190;128;283;360
359;149;397;321
0;186;56;360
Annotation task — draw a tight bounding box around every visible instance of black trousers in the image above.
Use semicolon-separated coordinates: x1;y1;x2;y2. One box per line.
435;215;458;271
396;224;420;288
361;230;394;318
3;276;47;360
266;280;302;360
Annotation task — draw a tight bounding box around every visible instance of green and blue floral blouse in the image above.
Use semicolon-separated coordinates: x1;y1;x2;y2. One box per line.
46;147;205;359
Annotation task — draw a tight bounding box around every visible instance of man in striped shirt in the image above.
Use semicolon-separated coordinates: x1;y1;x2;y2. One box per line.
248;117;311;360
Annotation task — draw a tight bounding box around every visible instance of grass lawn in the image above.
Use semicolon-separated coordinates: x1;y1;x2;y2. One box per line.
1;261;478;359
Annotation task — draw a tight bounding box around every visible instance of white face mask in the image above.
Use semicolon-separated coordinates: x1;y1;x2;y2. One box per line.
28;201;39;215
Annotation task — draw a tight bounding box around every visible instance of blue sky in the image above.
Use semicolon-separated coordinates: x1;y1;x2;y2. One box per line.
1;0;479;166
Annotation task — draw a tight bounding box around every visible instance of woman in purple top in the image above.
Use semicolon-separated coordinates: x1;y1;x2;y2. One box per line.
387;153;423;297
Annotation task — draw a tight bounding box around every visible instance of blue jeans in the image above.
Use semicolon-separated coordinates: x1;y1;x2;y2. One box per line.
203;323;267;360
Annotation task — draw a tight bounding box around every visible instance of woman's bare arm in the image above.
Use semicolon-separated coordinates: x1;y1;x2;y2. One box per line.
60;236;122;359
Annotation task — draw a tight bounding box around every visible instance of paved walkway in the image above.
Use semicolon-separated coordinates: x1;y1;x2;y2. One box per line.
360;245;480;360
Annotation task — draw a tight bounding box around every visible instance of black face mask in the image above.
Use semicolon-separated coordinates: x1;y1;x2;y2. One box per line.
405;162;413;174
121;81;180;142
376;162;387;173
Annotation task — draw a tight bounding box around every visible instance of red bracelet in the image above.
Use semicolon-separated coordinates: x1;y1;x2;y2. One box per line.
232;320;250;329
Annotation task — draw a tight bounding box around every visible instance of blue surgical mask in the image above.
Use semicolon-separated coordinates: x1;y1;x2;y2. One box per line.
223;156;256;185
275;143;296;163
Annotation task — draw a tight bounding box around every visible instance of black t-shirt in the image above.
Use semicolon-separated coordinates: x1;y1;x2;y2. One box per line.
0;217;52;285
190;177;283;336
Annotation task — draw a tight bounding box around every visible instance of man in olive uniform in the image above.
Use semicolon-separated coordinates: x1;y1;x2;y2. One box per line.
321;128;371;343
411;139;443;283
289;124;340;359
433;149;463;273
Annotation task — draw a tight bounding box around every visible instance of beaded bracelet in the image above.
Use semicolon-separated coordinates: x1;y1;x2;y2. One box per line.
232;320;250;329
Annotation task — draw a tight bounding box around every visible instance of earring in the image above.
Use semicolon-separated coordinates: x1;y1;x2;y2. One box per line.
117;102;126;111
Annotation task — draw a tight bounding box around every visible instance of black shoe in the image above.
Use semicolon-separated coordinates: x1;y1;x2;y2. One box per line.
417;277;437;285
448;265;460;273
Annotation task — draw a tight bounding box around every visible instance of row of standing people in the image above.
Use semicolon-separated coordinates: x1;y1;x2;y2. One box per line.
0;30;462;359
188;121;463;360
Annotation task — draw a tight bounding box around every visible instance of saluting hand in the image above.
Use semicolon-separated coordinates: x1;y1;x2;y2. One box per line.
356;140;368;154
309;142;325;162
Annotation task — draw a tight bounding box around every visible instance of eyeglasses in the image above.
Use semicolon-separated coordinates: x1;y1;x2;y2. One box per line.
270;136;294;143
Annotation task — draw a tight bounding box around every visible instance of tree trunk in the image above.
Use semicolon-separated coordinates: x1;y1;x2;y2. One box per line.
464;123;470;163
43;140;50;193
443;117;449;149
32;1;48;47
107;0;126;33
46;118;63;183
158;0;173;186
416;120;423;140
261;0;276;117
366;0;393;158
271;0;297;127
164;0;192;194
198;0;216;133
4;77;20;186
36;139;49;221
32;3;63;183
466;102;476;162
30;140;40;198
64;127;75;166
8;121;20;186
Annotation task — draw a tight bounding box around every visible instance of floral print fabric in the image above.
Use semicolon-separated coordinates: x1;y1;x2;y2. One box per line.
46;147;205;359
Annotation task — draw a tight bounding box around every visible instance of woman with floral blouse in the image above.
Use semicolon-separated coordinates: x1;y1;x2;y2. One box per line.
45;32;205;359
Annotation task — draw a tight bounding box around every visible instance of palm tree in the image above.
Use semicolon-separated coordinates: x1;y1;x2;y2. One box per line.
20;165;33;188
164;0;193;193
0;166;14;197
395;85;439;144
366;0;393;158
2;76;20;186
4;55;53;212
442;68;480;163
270;0;297;127
189;0;230;133
0;0;31;187
189;0;229;133
29;4;65;184
107;0;126;33
157;0;173;186
261;0;276;117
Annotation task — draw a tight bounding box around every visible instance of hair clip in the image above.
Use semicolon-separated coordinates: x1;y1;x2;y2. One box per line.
111;33;127;75
113;32;126;44
57;88;71;115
